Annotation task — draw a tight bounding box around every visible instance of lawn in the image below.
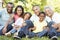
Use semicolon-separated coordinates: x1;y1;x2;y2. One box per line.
0;36;60;40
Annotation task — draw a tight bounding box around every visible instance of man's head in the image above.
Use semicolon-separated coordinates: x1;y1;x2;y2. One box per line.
32;5;40;16
44;6;54;17
6;2;14;13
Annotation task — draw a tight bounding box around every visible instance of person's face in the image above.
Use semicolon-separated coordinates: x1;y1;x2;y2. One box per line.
24;14;30;20
17;7;22;16
39;14;45;22
33;6;40;15
7;4;13;13
45;8;53;17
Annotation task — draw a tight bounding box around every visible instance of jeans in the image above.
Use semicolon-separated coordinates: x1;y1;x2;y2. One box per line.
56;32;60;36
18;20;34;38
9;28;21;34
47;21;57;38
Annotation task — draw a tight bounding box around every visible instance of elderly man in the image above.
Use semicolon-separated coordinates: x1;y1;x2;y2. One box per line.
44;6;60;40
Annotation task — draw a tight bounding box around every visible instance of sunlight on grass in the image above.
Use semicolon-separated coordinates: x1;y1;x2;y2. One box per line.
0;36;60;40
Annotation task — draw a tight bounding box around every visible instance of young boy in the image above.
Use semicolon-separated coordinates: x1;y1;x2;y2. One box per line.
28;12;48;38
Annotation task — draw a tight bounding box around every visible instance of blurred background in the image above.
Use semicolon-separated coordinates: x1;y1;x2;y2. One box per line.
0;0;60;13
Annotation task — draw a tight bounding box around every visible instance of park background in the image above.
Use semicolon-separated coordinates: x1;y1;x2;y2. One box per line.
0;0;60;14
0;0;60;40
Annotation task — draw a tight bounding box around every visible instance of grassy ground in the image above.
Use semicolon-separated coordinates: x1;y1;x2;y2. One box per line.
0;36;60;40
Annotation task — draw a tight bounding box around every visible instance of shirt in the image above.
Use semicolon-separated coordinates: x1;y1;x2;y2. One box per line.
15;17;24;27
45;12;60;23
33;20;47;33
30;14;39;23
14;14;20;22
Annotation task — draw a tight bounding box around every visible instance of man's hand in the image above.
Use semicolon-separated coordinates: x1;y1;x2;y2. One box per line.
2;27;7;34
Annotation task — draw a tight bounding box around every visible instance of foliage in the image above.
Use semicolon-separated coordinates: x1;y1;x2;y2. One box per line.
3;0;60;13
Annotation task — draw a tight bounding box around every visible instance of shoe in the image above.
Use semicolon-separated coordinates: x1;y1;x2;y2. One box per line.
5;32;11;36
13;35;21;39
51;36;58;40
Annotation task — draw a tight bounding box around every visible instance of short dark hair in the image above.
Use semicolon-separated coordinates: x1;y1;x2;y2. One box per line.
39;12;46;17
14;5;24;17
7;2;14;7
23;12;32;19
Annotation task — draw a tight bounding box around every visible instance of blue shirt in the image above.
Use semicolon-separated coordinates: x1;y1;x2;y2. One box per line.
0;8;12;26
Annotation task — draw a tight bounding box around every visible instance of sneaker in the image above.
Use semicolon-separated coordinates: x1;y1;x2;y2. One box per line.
5;32;11;36
51;36;58;40
13;35;21;39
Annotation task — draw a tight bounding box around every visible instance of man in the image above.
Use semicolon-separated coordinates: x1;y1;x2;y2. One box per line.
30;5;40;22
0;2;14;35
44;6;60;40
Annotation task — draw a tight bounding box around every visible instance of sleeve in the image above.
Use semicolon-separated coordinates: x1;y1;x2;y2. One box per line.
30;16;34;22
0;10;2;17
54;14;60;23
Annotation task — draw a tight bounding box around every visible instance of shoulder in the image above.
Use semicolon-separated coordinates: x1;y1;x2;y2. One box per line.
0;8;6;12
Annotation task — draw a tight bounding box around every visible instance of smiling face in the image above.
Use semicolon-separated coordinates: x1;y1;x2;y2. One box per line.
7;4;13;13
39;12;46;22
45;8;53;17
32;6;40;16
16;7;22;16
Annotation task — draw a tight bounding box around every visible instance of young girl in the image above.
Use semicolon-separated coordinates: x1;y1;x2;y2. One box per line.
5;12;32;37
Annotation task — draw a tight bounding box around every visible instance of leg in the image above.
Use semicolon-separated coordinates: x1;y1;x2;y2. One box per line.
0;29;3;35
48;27;57;38
9;28;17;34
47;21;57;38
37;29;48;37
56;32;60;36
7;24;13;32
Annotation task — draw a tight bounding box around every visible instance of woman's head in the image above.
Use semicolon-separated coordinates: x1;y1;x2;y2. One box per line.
14;5;24;17
39;12;46;22
23;12;32;20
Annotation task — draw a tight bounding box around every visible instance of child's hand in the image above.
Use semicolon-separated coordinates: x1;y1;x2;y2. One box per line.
29;28;32;31
22;22;27;27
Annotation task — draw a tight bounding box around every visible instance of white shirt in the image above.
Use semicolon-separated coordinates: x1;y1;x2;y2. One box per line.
30;14;39;23
15;18;24;26
45;12;60;23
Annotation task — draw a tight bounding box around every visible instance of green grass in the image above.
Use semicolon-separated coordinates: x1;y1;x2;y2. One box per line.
0;36;60;40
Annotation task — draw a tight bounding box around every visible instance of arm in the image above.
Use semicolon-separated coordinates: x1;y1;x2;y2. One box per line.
43;26;47;29
29;26;36;31
4;14;14;28
2;14;14;34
